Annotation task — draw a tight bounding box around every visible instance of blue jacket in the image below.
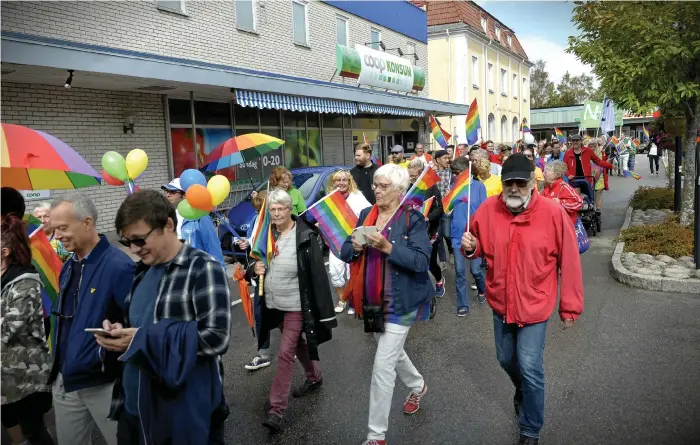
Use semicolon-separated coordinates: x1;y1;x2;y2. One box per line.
49;235;135;392
546;152;565;163
451;180;488;249
118;319;225;445
340;207;434;315
181;216;225;266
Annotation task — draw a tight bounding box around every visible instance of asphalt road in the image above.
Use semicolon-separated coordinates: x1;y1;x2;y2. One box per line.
6;156;698;445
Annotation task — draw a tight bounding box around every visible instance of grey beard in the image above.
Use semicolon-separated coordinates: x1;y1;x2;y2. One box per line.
503;191;533;213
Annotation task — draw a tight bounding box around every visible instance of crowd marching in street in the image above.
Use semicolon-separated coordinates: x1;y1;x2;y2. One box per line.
2;129;661;445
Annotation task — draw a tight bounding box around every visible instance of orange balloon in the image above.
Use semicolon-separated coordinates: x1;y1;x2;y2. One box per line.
186;184;213;211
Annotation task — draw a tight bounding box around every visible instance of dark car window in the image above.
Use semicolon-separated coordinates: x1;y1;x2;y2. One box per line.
243;172;320;202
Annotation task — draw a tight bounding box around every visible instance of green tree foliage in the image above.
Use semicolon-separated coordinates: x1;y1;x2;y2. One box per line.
568;1;700;224
530;59;598;108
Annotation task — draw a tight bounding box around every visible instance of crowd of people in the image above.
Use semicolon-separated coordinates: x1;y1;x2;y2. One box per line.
4;127;658;445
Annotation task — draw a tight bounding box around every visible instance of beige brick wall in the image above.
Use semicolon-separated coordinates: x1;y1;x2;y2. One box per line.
1;82;170;233
1;0;429;96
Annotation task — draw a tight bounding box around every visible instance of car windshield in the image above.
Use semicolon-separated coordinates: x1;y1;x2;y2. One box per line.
246;172;321;201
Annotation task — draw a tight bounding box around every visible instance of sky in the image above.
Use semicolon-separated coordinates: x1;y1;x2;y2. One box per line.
475;1;592;84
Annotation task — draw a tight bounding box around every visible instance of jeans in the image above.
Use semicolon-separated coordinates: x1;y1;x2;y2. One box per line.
254;287;270;357
429;240;443;283
268;311;321;417
454;248;486;311
367;323;424;441
492;312;548;439
648;155;659;174
628;153;636;171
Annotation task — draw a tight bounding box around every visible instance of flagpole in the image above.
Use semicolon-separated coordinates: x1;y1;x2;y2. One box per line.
29;224;44;239
299;188;339;216
466;161;472;234
389;164;430;224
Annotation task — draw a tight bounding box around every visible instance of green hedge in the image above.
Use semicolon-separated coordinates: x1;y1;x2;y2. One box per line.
629;186;674;211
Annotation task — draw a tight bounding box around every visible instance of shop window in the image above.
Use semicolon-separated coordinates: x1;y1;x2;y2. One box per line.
352;114;380;130
284;128;307;169
194;101;231;126
236;0;256;31
307;113;319;128
259;129;284;179
293;1;309;46
260;108;280;127
323;114;344;128
168;99;191;125
283;110;306;128
234;103;258;127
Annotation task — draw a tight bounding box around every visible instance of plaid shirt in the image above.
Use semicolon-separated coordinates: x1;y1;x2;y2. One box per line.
125;243;231;356
435;166;452;198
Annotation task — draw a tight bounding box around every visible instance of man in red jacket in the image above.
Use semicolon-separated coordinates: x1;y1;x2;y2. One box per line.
460;154;584;445
563;134;613;186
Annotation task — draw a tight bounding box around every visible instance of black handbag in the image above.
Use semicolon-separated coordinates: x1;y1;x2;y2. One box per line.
362;304;385;333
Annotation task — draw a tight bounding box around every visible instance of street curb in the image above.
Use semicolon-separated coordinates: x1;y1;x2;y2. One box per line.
609;206;700;294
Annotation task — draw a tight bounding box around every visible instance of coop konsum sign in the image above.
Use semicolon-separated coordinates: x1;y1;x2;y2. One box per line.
336;44;425;93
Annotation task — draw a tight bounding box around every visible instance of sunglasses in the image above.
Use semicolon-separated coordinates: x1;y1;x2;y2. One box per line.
118;228;154;248
503;179;529;188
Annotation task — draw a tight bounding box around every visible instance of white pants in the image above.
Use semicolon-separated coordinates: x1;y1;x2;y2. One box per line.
52;373;118;445
367;323;424;441
618;153;630;173
328;252;349;289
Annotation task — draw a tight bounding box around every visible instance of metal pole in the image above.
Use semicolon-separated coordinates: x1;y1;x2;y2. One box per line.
190;91;198;169
694;128;699;269
674;136;682;214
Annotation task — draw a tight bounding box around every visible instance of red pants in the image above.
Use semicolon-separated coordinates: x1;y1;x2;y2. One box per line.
268;311;322;417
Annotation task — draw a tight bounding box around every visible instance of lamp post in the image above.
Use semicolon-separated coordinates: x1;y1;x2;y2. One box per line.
694;127;699;269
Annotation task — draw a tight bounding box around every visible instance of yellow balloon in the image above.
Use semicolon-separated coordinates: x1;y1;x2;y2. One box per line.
207;175;231;206
125;149;149;180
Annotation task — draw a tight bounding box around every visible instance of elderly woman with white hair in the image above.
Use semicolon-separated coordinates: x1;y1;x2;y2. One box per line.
340;164;434;445
543;160;583;225
247;188;337;433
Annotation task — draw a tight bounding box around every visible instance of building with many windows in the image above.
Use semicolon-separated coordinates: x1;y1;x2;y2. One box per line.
416;0;532;147
1;0;468;231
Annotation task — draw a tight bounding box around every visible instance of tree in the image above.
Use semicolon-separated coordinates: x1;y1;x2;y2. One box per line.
568;1;700;225
530;60;599;108
530;59;556;108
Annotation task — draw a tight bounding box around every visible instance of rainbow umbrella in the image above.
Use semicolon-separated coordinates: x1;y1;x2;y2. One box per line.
201;133;284;172
1;123;101;190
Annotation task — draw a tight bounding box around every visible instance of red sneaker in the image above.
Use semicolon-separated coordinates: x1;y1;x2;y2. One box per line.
362;440;386;445
403;383;427;414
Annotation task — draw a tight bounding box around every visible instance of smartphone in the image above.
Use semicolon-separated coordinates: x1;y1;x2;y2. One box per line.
85;328;112;337
353;226;379;246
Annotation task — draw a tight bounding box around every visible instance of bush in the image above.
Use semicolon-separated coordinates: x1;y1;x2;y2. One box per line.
629;186;674;211
619;216;693;258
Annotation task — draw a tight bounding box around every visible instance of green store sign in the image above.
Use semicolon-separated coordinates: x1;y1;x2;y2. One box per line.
336;44;425;93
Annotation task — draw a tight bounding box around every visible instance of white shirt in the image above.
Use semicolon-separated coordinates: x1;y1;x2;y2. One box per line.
175;210;184;238
648;143;658;156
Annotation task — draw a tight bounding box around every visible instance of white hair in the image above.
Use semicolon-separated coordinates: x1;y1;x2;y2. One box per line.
407;159;425;171
267;188;292;209
51;192;98;224
374;164;410;193
32;201;52;213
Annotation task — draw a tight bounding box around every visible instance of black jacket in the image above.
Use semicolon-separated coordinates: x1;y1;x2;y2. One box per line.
350;163;380;205
425;185;443;237
247;216;336;360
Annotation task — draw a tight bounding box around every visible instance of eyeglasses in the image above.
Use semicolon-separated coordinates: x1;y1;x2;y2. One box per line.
503;179;529;188
118;228;155;248
372;183;392;191
269;207;291;214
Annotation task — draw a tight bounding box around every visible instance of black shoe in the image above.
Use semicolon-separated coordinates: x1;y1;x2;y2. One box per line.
513;389;523;418
292;379;323;398
518;435;539;445
262;414;282;432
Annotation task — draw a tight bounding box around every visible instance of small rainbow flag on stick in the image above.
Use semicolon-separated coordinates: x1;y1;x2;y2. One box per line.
429;115;452;149
401;166;440;208
555;128;565;143
306;190;358;257
610;136;620;146
250;185;274;268
643;125;650;142
442;169;471;213
623;170;642;180
421;196;435;217
465;98;480;145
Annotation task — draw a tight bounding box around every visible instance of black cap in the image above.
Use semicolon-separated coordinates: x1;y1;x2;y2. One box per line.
569;134;582;141
434;149;448;159
501;154;534;181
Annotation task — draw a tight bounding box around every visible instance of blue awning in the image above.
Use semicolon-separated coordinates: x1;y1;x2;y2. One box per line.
235;90;356;115
357;103;425;118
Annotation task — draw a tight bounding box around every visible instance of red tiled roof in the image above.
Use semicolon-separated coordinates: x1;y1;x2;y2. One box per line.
412;0;529;60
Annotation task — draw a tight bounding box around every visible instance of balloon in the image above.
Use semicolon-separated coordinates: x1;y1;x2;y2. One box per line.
101;169;124;186
177;200;208;220
179;169;207;192
125;149;148;180
101;151;128;182
186;184;213;211
207;175;231;206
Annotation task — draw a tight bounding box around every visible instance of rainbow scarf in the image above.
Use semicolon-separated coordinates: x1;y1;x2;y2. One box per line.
429;115;451;149
307;190;358;257
465;98;480;145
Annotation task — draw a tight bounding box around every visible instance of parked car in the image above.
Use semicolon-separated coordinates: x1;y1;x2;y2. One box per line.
220;165;346;260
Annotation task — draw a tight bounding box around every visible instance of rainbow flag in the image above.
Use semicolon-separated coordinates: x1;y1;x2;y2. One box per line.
421;196;435;217
401;166;440;207
23;215;62;352
250;191;274;268
632;138;640;150
610;136;620;146
306;190;358;257
521;119;531;134
370;154;383;166
643;125;650;142
555;128;565;143
623;170;642;180
441;169;471;213
429;115;451;149
465;99;480;145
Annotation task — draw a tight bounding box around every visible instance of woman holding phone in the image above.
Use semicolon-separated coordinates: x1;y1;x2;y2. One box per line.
340;164;434;445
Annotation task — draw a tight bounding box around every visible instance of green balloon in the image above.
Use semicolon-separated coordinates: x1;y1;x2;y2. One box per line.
101;151;128;182
177;200;208;220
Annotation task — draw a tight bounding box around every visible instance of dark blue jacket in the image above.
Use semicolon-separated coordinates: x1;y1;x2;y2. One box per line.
118;319;225;445
450;180;488;249
49;235;135;392
340;207;434;315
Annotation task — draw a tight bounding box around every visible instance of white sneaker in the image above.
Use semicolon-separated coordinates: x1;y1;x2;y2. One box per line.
348;307;356;315
244;356;271;370
470;284;477;290
335;301;347;313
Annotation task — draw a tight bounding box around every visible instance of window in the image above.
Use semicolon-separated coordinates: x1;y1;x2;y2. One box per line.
495;25;501;41
501;116;508;141
370;29;381;50
513;74;518;98
512;117;519;140
487;114;495;139
407;42;416;58
507;34;512;47
488;63;494;92
500;69;507;96
336;16;348;46
236;0;255;31
472;56;479;88
292;1;309;46
522;77;527;101
481;16;488;33
156;0;186;14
